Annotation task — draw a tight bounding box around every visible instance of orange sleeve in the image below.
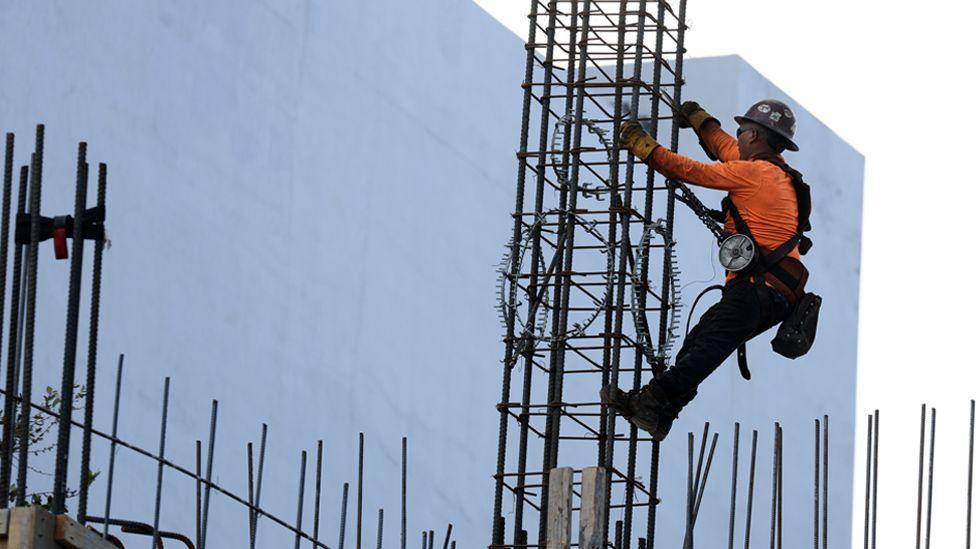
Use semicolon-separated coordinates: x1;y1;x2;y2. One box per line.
649;147;760;193
699;122;739;163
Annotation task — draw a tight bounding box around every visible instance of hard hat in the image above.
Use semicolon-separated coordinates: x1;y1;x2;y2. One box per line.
734;99;799;152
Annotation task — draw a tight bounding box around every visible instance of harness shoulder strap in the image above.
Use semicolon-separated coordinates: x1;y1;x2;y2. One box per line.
721;195;753;239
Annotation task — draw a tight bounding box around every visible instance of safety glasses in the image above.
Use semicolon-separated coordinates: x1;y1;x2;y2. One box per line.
736;126;754;138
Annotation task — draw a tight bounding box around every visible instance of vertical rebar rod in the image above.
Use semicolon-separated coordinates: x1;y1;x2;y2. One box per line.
52;142;89;514
925;408;936;549
685;432;694;549
823;415;829;549
915;404;927;549
814;420;820;549
0;133;11;384
421;531;427;549
357;432;365;549
871;410;878;549
151;377;171;549
649;4;687;544
769;424;778;549
78;162;107;523
658;0;689;361
510;2;560;540
198;440;204;548
968;400;974;549
429;530;435;549
247;442;255;548
614;519;623;549
442;523;453;549
863;414;872;549
377;509;385;549
777;425;783;549
295;450;308;549
604;3;647;545
693;423;710;506
315;440;324;544
745;430;758;549
657;0;686;323
0;136;17;508
617;3;654;548
643;1;672;539
201;400;218;549
491;0;543;544
254;424;268;545
401;437;407;549
596;0;623;532
340;482;350;549
729;423;740;549
692;432;719;524
540;0;585;483
16;125;45;505
593;0;613;477
536;0;591;540
101;354;124;537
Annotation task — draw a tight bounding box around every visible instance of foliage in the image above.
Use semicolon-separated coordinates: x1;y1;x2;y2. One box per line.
0;385;99;510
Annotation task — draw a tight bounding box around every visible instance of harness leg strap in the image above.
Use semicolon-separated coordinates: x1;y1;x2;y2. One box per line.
736;344;751;380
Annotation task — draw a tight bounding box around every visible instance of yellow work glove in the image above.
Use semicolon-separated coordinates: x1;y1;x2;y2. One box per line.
619;121;660;162
677;101;719;132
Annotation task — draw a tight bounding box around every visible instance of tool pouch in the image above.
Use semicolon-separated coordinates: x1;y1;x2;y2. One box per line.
771;292;822;359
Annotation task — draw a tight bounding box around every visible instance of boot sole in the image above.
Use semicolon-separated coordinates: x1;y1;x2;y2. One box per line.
626;415;669;442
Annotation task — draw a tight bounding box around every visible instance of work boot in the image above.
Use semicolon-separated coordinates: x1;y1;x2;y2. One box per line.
600;381;685;442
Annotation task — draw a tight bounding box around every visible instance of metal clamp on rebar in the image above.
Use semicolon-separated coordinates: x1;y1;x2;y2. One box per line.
14;205;106;259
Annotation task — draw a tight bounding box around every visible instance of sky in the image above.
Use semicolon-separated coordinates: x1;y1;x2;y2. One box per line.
473;0;976;546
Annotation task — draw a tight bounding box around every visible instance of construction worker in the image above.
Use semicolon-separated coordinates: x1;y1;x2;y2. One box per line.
601;99;812;441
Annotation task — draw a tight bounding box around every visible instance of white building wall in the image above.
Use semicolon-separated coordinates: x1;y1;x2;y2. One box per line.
0;2;861;548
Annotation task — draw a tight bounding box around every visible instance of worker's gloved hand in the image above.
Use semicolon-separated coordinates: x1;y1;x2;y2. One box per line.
619;121;660;161
676;101;719;132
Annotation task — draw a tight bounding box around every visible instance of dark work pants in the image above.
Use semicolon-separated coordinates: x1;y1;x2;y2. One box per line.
657;279;791;399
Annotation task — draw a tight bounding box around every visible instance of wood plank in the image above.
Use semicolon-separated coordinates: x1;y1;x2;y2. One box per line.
579;467;607;549
54;515;117;549
4;506;58;549
546;467;574;549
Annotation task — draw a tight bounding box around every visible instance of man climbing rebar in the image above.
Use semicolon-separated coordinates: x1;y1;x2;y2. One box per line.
602;99;814;441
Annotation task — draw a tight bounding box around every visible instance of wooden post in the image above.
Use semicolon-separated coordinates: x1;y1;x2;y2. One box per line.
547;467;574;549
579;467;608;549
0;506;116;549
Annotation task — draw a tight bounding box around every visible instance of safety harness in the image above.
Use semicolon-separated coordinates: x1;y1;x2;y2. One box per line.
722;154;811;299
720;154;815;379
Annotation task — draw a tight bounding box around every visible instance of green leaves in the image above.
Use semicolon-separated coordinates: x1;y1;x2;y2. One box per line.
1;385;98;506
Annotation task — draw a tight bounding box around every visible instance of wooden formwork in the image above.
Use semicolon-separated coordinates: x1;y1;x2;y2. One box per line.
0;507;117;549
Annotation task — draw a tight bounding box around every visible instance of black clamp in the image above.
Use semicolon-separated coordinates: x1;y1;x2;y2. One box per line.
15;205;106;260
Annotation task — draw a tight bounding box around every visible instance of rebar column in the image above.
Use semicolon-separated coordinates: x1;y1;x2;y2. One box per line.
492;2;691;547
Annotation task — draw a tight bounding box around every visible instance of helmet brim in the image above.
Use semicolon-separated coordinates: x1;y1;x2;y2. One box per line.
734;115;800;152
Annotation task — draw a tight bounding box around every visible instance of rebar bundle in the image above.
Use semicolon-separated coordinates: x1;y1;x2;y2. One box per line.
0;126;442;548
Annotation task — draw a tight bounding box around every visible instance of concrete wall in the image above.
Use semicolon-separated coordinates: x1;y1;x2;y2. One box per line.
0;1;862;547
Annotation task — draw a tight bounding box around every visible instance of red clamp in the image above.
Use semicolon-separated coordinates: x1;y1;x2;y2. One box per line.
52;216;69;260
